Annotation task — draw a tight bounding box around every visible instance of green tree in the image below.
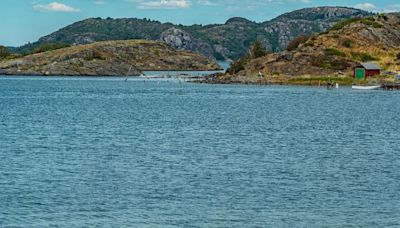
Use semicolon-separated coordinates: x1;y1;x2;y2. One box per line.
249;40;267;59
227;40;267;74
0;45;10;59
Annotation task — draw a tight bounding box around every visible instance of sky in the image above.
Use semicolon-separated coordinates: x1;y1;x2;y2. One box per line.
1;0;399;46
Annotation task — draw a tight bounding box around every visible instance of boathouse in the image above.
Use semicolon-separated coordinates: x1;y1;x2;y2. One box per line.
354;62;381;79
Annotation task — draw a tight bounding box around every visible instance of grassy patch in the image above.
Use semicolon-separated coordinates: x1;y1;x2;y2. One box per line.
330;17;383;31
325;48;346;57
330;18;362;31
351;52;379;61
153;48;161;57
31;43;71;54
304;42;314;47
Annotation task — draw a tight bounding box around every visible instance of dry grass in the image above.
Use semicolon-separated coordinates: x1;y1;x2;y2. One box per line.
313;27;400;72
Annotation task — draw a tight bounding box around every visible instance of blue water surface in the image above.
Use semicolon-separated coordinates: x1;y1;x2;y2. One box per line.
0;76;399;227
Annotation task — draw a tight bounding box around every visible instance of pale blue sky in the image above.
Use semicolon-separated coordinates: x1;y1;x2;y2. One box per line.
1;0;399;46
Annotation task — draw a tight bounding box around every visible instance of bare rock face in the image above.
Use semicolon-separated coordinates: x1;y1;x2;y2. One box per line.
263;7;372;51
352;15;400;48
160;27;214;58
160;28;193;50
278;51;294;61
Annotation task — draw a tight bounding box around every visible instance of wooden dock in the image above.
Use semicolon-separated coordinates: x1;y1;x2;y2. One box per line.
381;83;400;90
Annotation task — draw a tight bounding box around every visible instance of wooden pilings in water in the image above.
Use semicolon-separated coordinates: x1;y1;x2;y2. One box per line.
381;83;400;90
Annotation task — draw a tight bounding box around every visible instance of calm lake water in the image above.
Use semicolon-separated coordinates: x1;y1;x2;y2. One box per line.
0;76;399;227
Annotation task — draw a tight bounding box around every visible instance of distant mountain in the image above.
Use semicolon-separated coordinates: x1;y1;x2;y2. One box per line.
6;46;15;52
16;7;371;60
209;13;400;83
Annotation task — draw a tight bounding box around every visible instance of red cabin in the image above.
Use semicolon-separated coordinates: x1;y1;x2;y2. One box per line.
354;62;381;79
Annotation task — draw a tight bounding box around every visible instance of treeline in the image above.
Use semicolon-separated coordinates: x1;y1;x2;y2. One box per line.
0;42;71;61
0;46;10;59
29;43;70;54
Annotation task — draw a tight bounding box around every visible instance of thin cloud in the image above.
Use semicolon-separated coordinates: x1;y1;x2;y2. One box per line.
94;0;106;5
197;0;221;6
33;2;80;12
354;3;376;11
134;0;191;9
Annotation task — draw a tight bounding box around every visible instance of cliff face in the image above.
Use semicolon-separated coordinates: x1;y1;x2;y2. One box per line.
211;13;400;83
262;7;370;50
15;7;371;60
0;40;221;76
160;28;214;58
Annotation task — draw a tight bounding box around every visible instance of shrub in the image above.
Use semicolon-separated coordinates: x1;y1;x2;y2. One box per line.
331;18;362;31
325;48;346;57
378;13;388;21
330;17;382;31
343;39;353;48
286;35;310;51
320;63;332;69
361;19;383;28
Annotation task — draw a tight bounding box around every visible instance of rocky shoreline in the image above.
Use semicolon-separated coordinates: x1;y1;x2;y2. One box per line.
0;40;221;76
200;13;400;85
195;72;395;87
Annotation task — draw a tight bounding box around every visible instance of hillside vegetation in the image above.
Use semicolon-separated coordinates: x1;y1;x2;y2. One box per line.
14;7;371;60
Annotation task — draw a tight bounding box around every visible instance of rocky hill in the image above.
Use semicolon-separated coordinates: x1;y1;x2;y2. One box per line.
262;7;372;50
15;7;371;60
0;40;221;76
209;13;400;84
